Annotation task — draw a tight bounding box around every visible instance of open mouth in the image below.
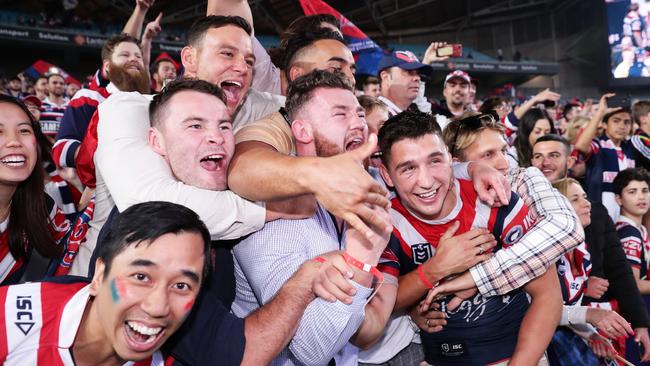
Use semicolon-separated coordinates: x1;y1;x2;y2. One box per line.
220;80;243;106
124;321;165;352
199;154;226;171
0;155;26;167
415;188;438;200
345;137;364;151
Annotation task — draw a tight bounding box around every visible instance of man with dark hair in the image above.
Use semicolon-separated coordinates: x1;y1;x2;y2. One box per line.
378;110;560;365
207;0;342;95
150;57;177;93
52;33;149;171
531;134;575;182
233;70;395;365
0;201;210;365
39;73;68;138
362;76;380;97
180;15;283;130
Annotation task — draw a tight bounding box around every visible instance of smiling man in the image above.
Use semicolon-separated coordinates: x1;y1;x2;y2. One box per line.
0;201;209;365
531;134;576;183
181;15;284;131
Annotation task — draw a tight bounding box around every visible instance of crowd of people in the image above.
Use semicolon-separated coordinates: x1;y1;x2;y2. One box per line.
2;0;650;365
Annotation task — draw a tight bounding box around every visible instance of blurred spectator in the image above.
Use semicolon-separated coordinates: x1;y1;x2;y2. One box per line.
150;56;177;93
39;73;68;139
362;76;380;97
511;108;556;167
65;82;80;100
4;76;23;98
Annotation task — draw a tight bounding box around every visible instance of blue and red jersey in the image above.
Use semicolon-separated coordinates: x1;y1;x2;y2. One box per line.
379;179;532;365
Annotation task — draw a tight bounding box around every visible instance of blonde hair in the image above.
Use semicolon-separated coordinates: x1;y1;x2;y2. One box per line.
565;115;590;144
552;177;580;197
442;111;505;159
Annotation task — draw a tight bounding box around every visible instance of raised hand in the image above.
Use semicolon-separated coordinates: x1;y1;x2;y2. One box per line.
314;134;391;242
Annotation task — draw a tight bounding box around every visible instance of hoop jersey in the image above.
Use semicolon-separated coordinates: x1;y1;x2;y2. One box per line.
379;179;532;365
617;215;650;279
0;280;163;365
556;242;592;306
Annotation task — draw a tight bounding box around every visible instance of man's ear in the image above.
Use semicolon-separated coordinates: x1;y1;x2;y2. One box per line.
89;259;106;296
291;119;313;144
615;193;623;207
102;59;111;78
379;162;395;188
181;46;197;74
288;65;304;83
148;127;166;156
379;69;390;84
567;154;576;170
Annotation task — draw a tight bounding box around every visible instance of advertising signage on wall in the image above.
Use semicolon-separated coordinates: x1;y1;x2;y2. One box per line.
0;24;183;54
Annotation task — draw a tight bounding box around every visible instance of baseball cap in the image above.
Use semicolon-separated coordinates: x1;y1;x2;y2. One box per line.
22;94;41;108
377;50;433;76
444;70;471;85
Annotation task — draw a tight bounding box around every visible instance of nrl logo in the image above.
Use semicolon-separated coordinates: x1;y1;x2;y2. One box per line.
411;243;433;264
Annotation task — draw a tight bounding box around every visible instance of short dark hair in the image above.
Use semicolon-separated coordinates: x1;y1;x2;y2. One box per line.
282;28;346;75
479;97;504;114
534;133;571;155
363;76;380;87
563;103;579;118
149;79;226;127
186;15;252;48
378;110;443;165
96;201;211;281
285;69;353;121
613;168;650;196
150;57;175;76
101;33;141;62
280;14;340;50
603;107;632;124
46;73;64;83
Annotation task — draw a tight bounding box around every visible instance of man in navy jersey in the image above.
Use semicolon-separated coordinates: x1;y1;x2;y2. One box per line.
377;110;561;365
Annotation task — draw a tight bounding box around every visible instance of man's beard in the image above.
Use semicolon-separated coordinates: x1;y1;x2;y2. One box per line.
314;131;344;158
107;61;150;93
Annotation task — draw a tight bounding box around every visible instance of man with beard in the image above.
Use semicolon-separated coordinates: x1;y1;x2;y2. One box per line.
232;70;396;365
52;33;149;171
377;50;433;117
66;82;80;100
430;70;472;129
40;73;68;138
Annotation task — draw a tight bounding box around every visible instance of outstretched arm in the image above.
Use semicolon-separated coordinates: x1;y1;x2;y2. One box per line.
206;0;254;32
122;0;153;39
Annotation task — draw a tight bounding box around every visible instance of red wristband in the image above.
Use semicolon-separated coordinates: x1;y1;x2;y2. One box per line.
417;265;434;289
343;253;384;283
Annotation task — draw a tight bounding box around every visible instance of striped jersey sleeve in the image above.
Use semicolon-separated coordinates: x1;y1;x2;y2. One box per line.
52;88;106;169
617;223;644;267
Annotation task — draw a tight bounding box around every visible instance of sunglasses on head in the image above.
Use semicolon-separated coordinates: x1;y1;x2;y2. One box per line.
450;111;499;157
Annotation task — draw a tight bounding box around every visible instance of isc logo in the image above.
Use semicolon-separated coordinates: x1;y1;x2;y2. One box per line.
15;296;35;336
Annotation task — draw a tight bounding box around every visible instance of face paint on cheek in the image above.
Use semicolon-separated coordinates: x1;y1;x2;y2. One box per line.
110;278;127;304
180;299;196;323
